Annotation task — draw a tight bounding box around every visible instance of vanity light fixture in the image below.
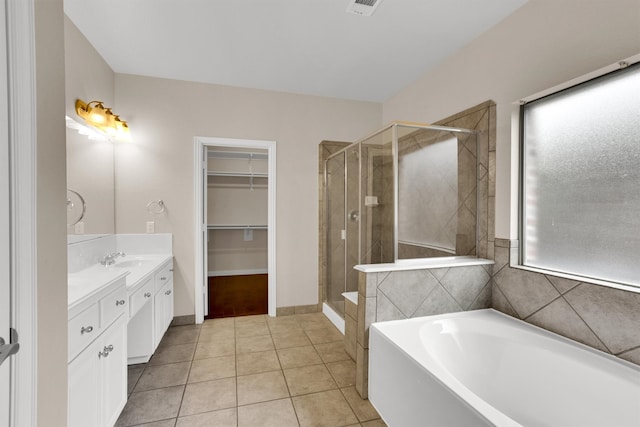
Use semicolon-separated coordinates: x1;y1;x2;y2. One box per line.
75;99;132;142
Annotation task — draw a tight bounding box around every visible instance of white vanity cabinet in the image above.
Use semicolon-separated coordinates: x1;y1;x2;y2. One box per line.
68;278;128;427
154;262;174;346
127;258;174;364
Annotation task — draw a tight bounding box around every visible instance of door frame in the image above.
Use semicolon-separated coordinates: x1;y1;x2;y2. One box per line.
194;136;276;322
5;0;37;425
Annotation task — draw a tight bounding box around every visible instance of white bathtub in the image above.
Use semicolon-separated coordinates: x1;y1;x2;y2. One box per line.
369;309;640;427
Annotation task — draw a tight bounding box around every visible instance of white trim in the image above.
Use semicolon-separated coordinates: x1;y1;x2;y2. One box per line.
195;137;277;322
518;53;640;105
6;0;37;425
322;303;345;334
208;269;268;277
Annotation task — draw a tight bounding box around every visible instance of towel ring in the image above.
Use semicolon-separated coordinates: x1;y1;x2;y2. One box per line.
146;199;166;215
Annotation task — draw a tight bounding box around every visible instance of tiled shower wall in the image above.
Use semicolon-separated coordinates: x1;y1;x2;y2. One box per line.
434;101;495;260
493;238;640;365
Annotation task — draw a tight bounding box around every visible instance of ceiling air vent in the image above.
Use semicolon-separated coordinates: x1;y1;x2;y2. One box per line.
346;0;383;16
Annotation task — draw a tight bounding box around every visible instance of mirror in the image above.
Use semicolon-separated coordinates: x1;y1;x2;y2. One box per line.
66;126;115;243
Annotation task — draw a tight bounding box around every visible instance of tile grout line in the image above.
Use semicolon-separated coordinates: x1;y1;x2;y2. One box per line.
122;313;373;427
173;322;202;424
273;315;302;426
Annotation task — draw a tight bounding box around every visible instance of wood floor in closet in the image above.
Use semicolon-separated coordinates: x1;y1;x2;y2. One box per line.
207;274;268;318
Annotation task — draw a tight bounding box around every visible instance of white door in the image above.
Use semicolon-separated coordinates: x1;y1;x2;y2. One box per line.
1;0;14;424
202;146;209;317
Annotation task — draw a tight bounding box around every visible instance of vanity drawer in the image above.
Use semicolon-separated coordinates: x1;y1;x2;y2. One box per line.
130;278;154;318
101;285;128;326
69;304;100;362
154;261;173;292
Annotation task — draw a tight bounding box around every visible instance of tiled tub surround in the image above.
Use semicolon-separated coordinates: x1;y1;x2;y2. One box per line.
117;313;386;427
354;257;494;398
343;291;358;361
492;239;640;366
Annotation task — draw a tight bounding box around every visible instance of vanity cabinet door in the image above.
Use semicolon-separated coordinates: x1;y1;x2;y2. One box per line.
129;277;154;318
101;316;127;427
69;315;127;427
68;339;100;427
153;280;174;347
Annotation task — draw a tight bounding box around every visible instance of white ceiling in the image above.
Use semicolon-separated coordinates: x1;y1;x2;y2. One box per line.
64;0;527;102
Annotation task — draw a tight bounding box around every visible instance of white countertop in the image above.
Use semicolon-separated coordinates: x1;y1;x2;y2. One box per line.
354;256;494;273
68;253;172;311
115;254;172;288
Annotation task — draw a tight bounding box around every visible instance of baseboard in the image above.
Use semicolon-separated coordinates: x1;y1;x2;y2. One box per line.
170;315;195;326
276;303;321;316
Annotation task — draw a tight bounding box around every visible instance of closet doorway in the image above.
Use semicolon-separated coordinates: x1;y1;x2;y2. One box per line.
194;137;276;322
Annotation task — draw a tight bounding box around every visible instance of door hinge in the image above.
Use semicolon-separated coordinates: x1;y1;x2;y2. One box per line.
0;328;20;366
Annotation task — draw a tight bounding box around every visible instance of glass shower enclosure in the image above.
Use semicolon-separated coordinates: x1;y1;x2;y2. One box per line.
324;123;478;318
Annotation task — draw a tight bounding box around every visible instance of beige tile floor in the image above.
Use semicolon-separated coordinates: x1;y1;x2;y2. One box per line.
116;313;387;427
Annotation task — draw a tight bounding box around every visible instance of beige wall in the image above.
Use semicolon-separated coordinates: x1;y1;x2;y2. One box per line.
64;17;116;236
113;74;382;315
64;16;114;118
382;0;640;239
35;0;68;425
382;0;640;365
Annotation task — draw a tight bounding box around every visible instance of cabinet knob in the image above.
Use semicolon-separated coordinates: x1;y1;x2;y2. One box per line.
169;269;174;272
144;292;152;298
81;326;93;335
160;277;167;281
165;290;172;295
98;344;115;359
116;299;126;306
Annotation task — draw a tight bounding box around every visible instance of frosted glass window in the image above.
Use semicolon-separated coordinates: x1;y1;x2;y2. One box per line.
521;64;640;287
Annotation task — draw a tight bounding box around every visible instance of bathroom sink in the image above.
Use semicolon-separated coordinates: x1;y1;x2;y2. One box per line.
112;258;154;269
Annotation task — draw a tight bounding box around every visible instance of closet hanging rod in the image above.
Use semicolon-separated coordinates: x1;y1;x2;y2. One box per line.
207;171;268;178
207;150;268;160
207;225;268;230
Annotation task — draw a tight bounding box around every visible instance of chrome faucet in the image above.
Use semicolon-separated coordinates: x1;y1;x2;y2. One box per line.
101;251;126;266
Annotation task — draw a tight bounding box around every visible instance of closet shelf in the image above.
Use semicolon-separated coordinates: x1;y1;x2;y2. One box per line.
207;225;268;230
208;172;268;178
208;150;268;160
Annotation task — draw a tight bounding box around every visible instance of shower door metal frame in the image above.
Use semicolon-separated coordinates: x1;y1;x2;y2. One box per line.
325;122;480;271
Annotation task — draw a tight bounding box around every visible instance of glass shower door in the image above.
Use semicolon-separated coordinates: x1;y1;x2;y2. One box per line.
325;153;346;316
345;145;360;294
